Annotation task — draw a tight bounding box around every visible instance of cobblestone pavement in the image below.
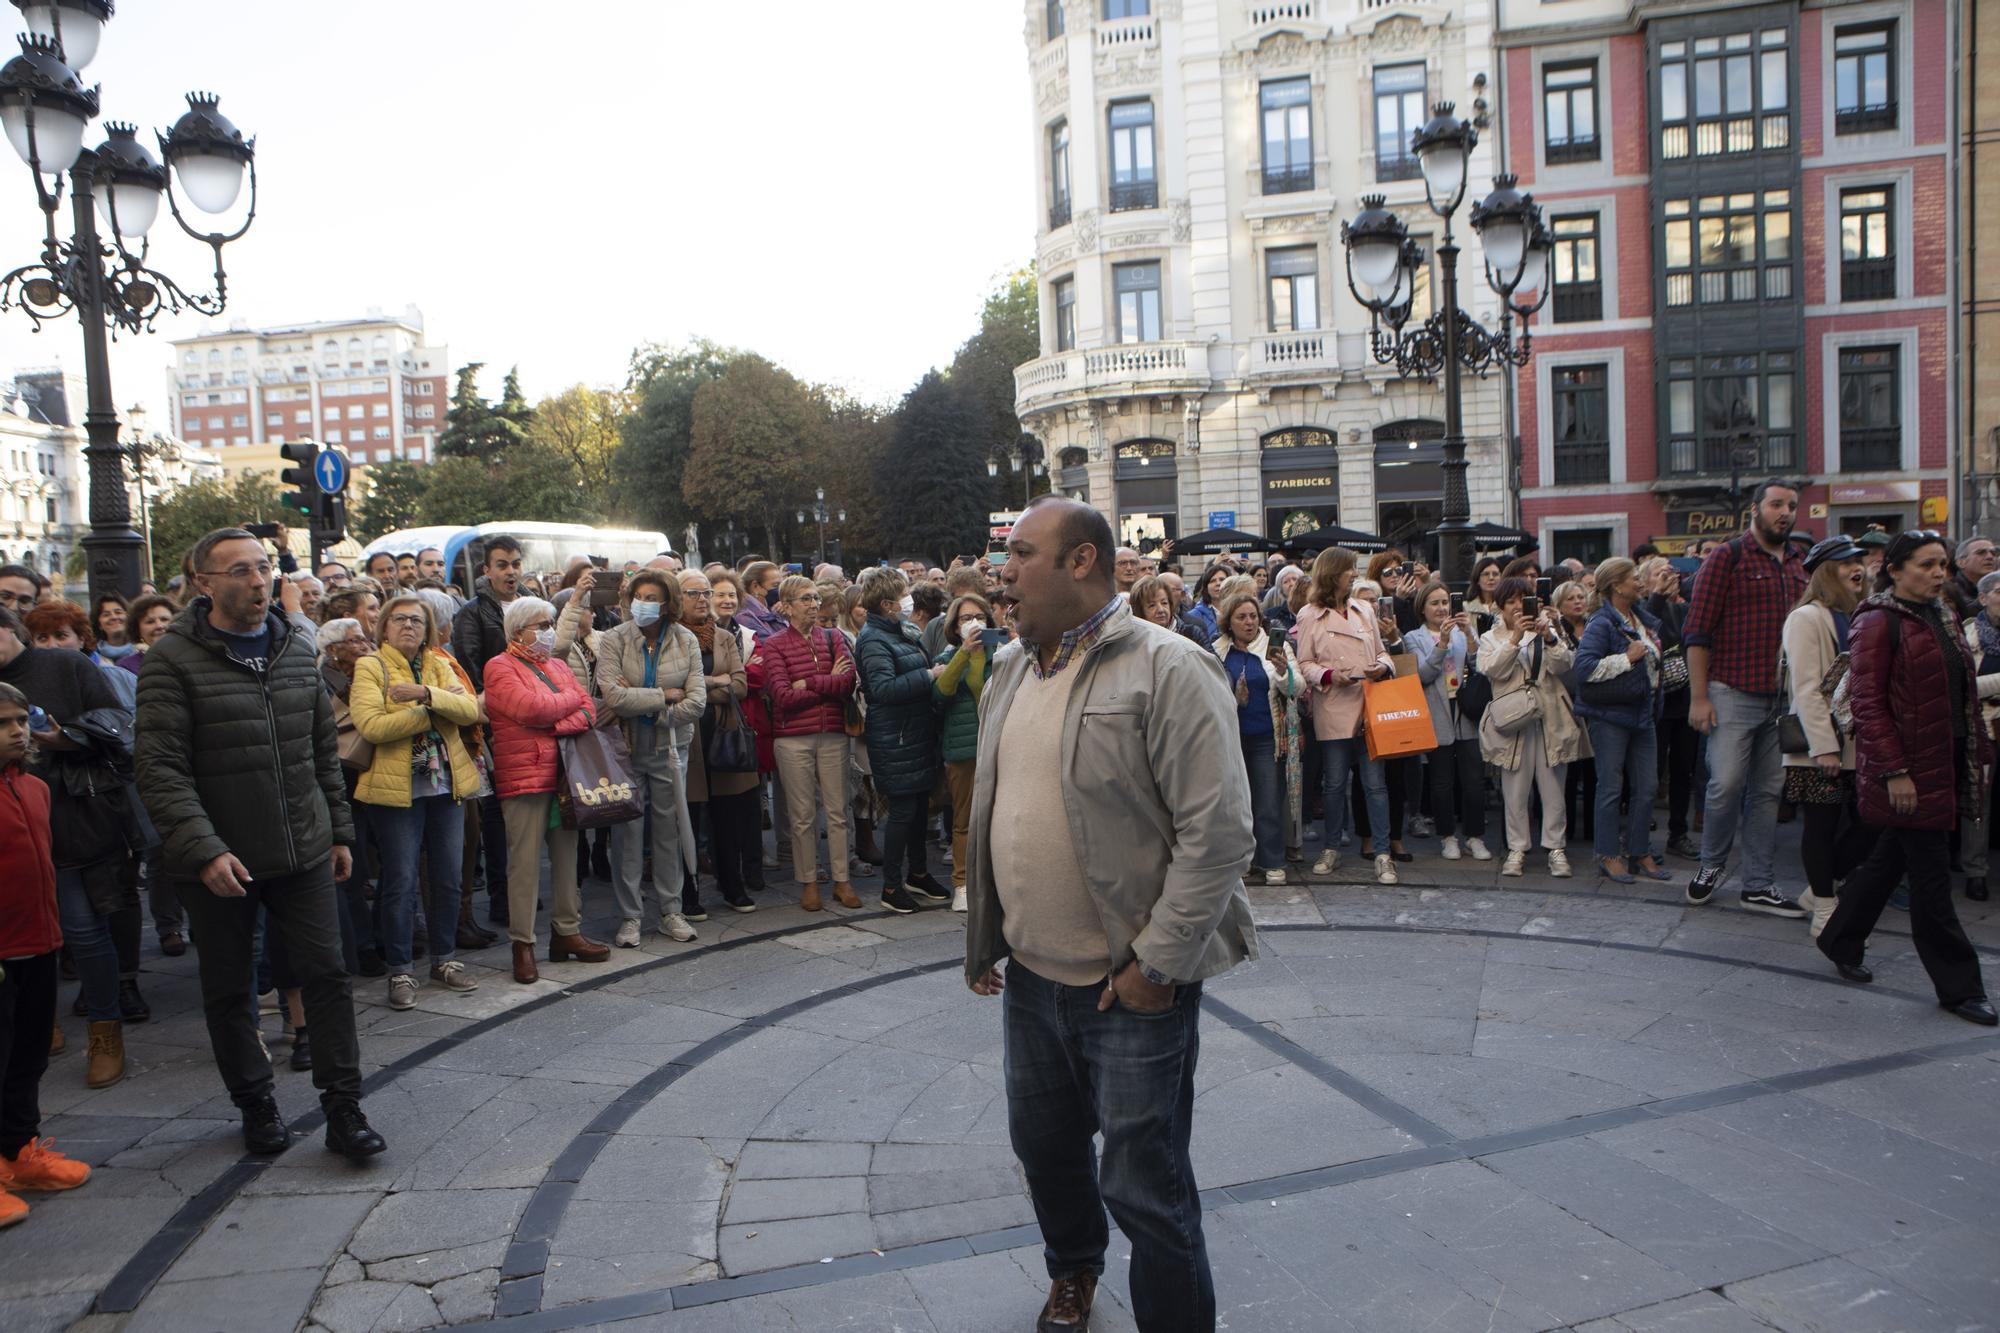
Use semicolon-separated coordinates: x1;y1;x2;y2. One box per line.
5;835;1997;1332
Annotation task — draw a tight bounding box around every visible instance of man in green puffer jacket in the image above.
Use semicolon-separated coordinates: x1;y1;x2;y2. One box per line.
136;528;384;1164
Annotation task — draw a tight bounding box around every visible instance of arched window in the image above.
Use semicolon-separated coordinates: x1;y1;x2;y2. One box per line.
1261;427;1337;450
322;340;339;363
346;338;363;362
1115;439;1176;463
1058;446;1089;470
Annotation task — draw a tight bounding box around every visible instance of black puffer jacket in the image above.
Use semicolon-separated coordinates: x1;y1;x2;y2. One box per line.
855;612;938;797
135;601;355;880
451;590;509;692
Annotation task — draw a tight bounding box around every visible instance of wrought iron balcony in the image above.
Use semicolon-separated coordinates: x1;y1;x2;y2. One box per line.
1109;180;1158;212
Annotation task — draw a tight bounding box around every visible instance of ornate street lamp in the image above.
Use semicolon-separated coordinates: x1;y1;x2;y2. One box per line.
0;1;257;601
796;487;845;567
987;434;1044;509
1340;101;1547;588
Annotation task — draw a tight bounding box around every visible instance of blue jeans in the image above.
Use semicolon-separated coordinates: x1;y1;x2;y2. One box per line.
1242;731;1282;871
1004;963;1213;1332
1587;717;1658;862
370;794;465;972
1698;684;1784;893
56;867;119;1022
1320;736;1388;853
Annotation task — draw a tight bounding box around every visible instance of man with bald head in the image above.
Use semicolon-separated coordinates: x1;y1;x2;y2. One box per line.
1112;546;1141;597
965;495;1254;1333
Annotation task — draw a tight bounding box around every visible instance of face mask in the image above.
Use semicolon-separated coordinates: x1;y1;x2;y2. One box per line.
630;601;662;627
531;628;556;657
899;595;915;616
960;619;987;638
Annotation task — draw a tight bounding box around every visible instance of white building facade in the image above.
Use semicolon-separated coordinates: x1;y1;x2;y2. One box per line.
0;370;87;575
1015;0;1515;558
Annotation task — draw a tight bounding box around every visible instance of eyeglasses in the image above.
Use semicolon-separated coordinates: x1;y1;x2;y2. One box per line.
682;589;712;598
203;562;275;581
384;613;427;629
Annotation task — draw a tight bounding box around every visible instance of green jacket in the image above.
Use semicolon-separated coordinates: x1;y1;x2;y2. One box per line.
932;641;987;764
135;601;355;881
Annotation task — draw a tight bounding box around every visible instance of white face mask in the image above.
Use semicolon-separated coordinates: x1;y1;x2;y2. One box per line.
900;594;915;616
960;619;987;638
531;628;556;657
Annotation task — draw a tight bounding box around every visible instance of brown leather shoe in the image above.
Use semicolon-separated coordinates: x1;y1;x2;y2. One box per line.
549;932;610;963
511;942;539;985
85;1020;124;1089
49;1020;64;1057
1037;1273;1096;1331
832;882;862;909
799;883;823;912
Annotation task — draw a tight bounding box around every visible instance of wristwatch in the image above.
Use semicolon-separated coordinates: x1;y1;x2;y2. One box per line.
1137;961;1176;989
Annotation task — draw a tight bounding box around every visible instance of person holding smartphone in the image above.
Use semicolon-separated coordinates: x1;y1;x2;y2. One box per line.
1406;581;1492;861
934;594;996;912
1476;577;1588;878
1294;549;1398;885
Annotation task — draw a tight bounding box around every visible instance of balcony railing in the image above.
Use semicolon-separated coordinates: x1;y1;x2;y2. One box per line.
1049;196;1072;231
1261;163;1314;195
1545;135;1599;165
1097;15;1156;48
1553;444;1611;486
1109;179;1158;212
1662;434;1799;478
1249;0;1318;23
1015;340;1211;408
1035;39;1067;80
1840;428;1900;471
1250;332;1338;376
1841;260;1894;302
1835;101;1896;134
1376;154;1422;183
1552;285;1602;324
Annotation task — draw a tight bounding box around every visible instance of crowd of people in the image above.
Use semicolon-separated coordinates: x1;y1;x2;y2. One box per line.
0;478;1993;1234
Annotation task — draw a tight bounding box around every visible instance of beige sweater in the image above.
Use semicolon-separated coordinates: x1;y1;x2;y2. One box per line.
989;664;1111;986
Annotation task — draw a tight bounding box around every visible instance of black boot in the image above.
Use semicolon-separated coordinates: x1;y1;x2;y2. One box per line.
356;946;386;978
241;1096;291;1154
1968;876;1990;903
118;978;151;1024
324;1102;386;1161
290;1026;313;1072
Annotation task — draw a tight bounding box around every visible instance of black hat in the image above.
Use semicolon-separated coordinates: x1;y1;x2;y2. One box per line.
1854;527;1892;549
1804;535;1866;572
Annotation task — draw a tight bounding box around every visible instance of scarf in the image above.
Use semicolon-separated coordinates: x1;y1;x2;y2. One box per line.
1977;611;2000;673
685;618;716;652
96;641;139;661
505;640;547;667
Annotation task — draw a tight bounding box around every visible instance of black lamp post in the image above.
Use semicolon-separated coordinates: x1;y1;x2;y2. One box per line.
795;486;844;567
987;433;1044;510
1340;101;1548;588
0;1;257;602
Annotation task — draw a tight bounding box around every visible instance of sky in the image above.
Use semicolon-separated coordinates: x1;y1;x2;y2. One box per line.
0;0;1035;422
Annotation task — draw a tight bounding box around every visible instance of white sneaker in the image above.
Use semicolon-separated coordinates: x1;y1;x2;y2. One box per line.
1312;849;1339;876
951;886;967;913
1374;854;1398;885
1800;890;1839;939
1264;868;1287;886
1548;848;1573;879
660;913;697;943
1501;850;1526;877
1466;837;1494;861
614;918;640;949
1441;837;1462;861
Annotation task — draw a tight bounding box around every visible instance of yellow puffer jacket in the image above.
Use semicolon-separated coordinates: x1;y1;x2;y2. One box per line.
351;647;483;807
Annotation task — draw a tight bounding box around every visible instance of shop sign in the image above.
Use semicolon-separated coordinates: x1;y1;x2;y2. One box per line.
1922;496;1949;524
1206;511;1236;530
1264;473;1337;493
1666;508;1751;537
1829;481;1919;504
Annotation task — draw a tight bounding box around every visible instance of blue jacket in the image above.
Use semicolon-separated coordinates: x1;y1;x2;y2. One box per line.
855;612;939;796
1572;601;1664;728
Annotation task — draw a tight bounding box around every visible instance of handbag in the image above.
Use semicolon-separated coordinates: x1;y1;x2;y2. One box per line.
1660;647;1690;693
336;704;374;772
1484;638;1544;738
1362;673;1438;761
706;693;759;774
557;724;645;830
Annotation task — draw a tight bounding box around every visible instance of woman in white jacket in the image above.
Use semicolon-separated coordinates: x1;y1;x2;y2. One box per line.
1477;577;1589;878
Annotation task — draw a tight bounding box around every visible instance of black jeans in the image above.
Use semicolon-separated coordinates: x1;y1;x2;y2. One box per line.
708;787;763;895
1660;713;1699;840
1818;826;1988;1006
1426;737;1487;839
1565;756;1597;844
177;859;363;1112
880;790;931;888
1006;964;1212;1332
1798;796;1880;898
477;795;509;918
0;950;57;1158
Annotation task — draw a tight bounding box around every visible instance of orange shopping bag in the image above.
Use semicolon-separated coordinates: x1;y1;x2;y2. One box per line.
1362;672;1438;762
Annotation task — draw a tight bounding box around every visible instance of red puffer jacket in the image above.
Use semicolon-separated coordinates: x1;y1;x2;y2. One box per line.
1850;595;1991;831
743;635;777;773
0;763;61;958
759;625;855;738
484;651;596;798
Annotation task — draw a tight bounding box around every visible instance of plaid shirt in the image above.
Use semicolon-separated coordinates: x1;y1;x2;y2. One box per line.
1682;533;1808;694
1023;595;1124;680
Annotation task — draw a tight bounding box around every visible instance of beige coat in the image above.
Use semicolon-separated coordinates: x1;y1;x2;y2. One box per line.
1476;627;1591;770
582;619;708;746
1782;602;1856;770
1293;599;1394;741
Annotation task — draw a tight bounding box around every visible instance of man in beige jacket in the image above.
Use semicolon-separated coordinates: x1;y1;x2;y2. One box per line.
966;497;1255;1333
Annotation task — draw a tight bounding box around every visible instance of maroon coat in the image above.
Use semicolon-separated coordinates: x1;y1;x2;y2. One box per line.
1849;594;1991;831
758;624;856;738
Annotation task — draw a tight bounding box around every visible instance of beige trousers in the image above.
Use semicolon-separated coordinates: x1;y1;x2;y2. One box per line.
945;759;977;889
774;733;851;884
1501;725;1569;853
501;793;581;945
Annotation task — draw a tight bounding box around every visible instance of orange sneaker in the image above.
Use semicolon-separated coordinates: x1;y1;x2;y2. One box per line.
0;1139;91;1192
0;1188;25;1227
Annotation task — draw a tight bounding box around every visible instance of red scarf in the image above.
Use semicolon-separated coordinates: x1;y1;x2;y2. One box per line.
506;641;547;667
684;617;716;653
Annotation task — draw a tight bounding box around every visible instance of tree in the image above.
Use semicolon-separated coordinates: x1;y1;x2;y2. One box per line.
684;354;818;556
498;365;534;428
809;388;892;563
145;472;302;587
529;384;625;503
612;338;740;537
950;267;1042;488
876;370;992;565
437;363;527;461
419;443;596;528
353;460;429;541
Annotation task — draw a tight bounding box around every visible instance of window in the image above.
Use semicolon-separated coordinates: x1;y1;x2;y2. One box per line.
1113;261;1162;343
416;382;434;395
1104;0;1148;16
1659;28;1788;159
1661;352;1798;476
373;426;391;440
1542;61;1599;163
1663;190;1792;306
1054;276;1077;351
326;430;342;443
1551;365;1611;484
1046;0;1064;39
1551;214;1602;322
1838;347;1900;470
373;403;389;417
1266;247;1319;332
230;414;247;427
295;409;311;423
207;416;223;429
1840;188;1894;301
1049;120;1071;228
1374;64;1426;181
44;498;55;523
1834;22;1895;133
416;404;435;419
1108;101;1156;211
1260;78;1313;194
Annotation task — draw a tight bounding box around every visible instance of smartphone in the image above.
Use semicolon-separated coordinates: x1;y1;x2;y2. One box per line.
1449;592;1464;617
586;555;620;608
980;627;1006;654
245;521;282;540
1522;595;1541;619
1400;561;1415;579
1535;576;1553;603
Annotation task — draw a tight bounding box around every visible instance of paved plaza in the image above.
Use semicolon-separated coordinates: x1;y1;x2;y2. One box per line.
3;840;1997;1333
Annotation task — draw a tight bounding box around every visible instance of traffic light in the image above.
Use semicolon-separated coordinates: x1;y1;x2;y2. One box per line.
279;441;320;524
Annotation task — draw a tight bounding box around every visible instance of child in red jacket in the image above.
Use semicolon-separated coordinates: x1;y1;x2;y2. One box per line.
0;680;90;1226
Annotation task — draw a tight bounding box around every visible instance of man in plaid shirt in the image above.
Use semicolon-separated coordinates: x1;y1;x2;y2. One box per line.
1683;480;1810;916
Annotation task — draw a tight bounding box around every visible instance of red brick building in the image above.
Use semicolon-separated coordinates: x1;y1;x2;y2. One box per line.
1499;0;1953;560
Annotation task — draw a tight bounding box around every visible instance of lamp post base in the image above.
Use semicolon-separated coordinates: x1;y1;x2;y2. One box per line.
82;524;147;603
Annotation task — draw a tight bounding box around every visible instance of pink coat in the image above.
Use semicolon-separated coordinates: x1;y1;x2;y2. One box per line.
1293;600;1393;741
484;651;596;798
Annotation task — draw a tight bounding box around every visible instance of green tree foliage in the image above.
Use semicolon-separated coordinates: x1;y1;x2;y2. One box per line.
529;384;626;503
418;443;596;528
353;460;430;541
809;388;892;564
613;339;740;537
684;355;817;556
498;365;534;428
952;267;1042;487
875;371;992;565
145;472;301;586
437;363;528;461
